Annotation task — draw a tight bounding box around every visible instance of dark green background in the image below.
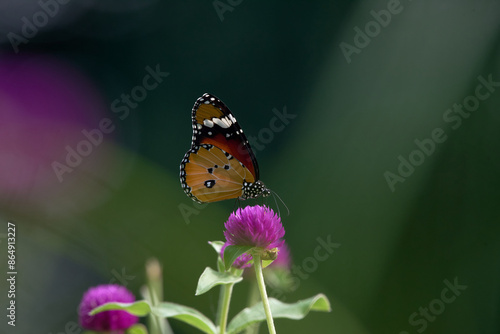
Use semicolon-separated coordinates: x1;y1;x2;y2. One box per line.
1;0;499;333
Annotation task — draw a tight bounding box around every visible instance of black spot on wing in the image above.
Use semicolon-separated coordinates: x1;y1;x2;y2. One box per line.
204;180;216;188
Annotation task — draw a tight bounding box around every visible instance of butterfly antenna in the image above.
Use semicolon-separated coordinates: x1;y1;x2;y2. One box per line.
272;192;280;216
271;190;289;216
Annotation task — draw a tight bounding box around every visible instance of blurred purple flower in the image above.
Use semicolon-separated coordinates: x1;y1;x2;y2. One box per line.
78;284;138;333
269;242;291;270
0;55;118;216
224;205;285;250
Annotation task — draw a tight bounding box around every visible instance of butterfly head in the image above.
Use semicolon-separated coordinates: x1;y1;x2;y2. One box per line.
241;180;271;200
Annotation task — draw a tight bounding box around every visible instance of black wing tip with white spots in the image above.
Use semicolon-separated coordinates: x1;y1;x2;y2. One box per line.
190;93;260;180
192;93;224;114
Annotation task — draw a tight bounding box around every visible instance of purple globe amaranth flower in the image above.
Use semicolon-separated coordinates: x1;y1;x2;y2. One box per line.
79;284;138;333
224;205;285;251
221;242;253;269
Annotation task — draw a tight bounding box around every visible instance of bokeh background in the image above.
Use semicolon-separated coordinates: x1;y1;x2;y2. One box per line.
1;0;500;333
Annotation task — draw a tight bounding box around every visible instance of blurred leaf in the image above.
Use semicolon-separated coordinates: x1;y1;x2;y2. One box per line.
152;302;217;334
196;267;243;296
208;240;225;255
227;294;331;334
217;256;225;272
89;300;151;317
126;323;149;334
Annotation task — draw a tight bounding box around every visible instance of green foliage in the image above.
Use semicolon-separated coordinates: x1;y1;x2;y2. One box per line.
227;294;331;334
153;302;218;334
89;293;332;334
88;245;332;334
196;267;243;295
223;245;254;269
89;300;151;317
126;324;149;334
208;241;225;255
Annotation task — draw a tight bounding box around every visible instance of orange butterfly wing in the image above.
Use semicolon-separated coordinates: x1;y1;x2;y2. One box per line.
182;144;255;203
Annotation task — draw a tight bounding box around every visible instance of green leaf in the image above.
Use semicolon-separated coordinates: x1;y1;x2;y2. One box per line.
89;300;152;317
126;323;149;334
217;256;226;272
152;302;217;334
208;240;225;255
196;267;243;295
223;245;254;269
262;259;275;268
227;294;331;334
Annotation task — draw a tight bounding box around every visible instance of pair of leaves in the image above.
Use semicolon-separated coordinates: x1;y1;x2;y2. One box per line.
90;294;331;334
90;301;215;333
196;267;242;295
220;244;276;270
195;241;247;297
208;241;253;270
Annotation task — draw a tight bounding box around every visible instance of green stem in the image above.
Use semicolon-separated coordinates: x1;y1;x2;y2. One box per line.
146;280;174;334
254;254;277;334
215;282;225;326
219;283;235;334
145;258;174;334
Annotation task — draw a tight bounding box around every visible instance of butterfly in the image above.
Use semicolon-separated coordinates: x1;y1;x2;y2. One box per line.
180;93;271;203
